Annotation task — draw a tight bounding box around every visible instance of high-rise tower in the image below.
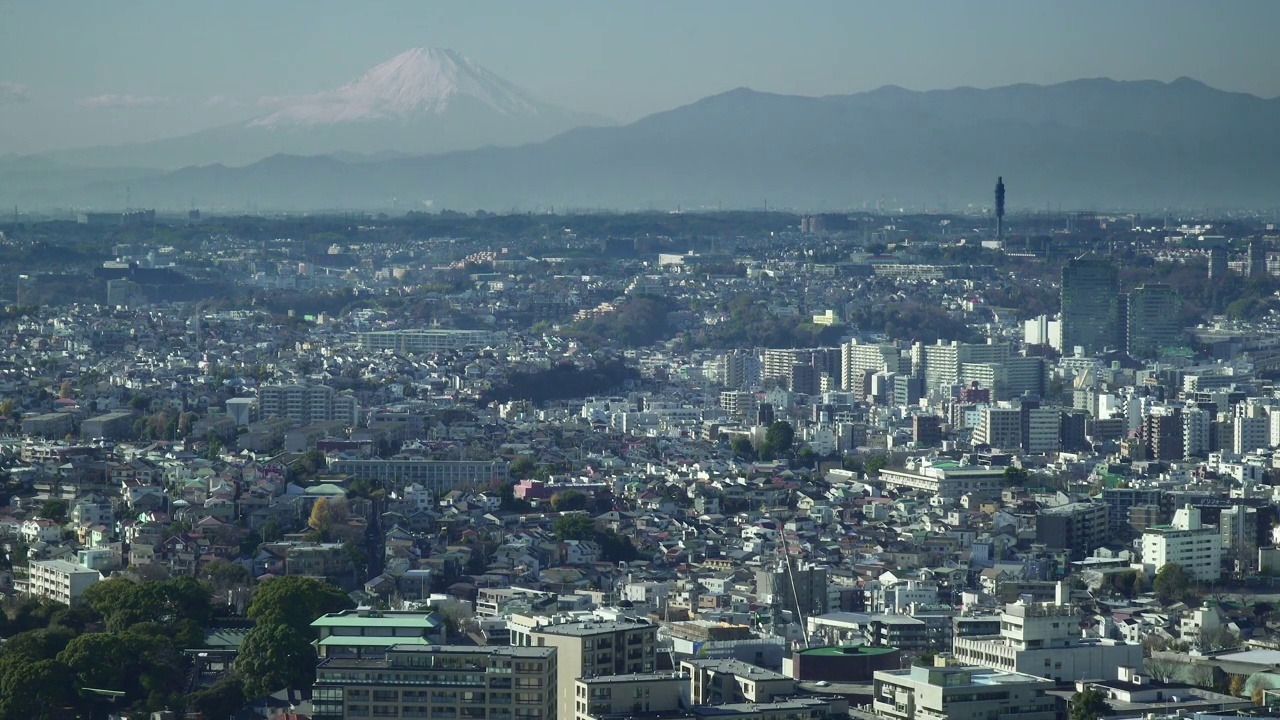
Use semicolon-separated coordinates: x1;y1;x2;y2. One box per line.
995;176;1006;239
1061;255;1121;356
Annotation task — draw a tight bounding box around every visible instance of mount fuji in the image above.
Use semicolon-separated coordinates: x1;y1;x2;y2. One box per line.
42;47;612;169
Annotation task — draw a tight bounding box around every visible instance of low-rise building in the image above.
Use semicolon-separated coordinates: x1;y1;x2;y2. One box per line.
872;663;1056;720
27;559;101;605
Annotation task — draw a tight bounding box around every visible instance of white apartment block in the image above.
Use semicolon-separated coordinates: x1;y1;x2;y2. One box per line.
27;559;101;605
1141;505;1222;583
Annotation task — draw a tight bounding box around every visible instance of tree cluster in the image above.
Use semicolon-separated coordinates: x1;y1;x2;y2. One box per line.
235;575;354;698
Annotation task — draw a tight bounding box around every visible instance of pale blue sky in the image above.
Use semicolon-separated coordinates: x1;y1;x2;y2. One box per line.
1;0;1277;154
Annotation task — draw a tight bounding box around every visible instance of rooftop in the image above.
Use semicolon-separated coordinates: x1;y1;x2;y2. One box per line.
796;645;898;657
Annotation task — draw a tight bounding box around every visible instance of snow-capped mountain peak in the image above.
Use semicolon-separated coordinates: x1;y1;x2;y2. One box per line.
250;46;545;127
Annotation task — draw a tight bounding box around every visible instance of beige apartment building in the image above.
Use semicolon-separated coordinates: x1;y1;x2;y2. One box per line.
574;674;684;720
510;614;658;720
311;645;556;720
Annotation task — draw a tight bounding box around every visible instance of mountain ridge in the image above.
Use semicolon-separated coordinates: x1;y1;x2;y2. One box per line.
7;76;1280;211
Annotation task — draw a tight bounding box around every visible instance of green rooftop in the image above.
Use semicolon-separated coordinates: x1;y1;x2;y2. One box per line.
796;645;897;656
318;636;433;647
312;612;441;628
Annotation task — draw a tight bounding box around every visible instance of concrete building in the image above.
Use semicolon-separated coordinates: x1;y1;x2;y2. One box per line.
1125;283;1183;358
575;674;684;720
80;411;136;440
1141;505;1222;583
913;341;1011;399
21;412;75;439
1220;505;1259;575
950;586;1143;683
878;457;1005;503
510;614;658;720
974;407;1022;450
330;457;509;495
356;328;502;353
258;384;340;424
1025;407;1060;453
682;658;795;706
872;663;1056;720
1061;255;1121;355
310;608;447;659
27;559;101;605
842;341;904;392
1035;502;1108;560
311;645;556;720
755;564;829;619
786;645;901;682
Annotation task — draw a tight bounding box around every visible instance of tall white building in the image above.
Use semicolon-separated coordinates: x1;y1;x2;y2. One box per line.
1141;504;1221;583
1184;405;1211;459
1026;407;1061;453
842;340;904;392
1234;415;1269;455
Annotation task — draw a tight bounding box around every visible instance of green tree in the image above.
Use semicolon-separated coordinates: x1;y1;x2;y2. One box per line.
729;436;756;460
763;421;795;457
552;514;595;541
864;454;889;476
510;456;536;479
234;624;317;697
551;490;588;512
185;675;246;720
37;500;66;523
0;656;71;720
1003;466;1030;486
246;576;354;634
1154;563;1193;604
201;559;252;594
1068;686;1111;720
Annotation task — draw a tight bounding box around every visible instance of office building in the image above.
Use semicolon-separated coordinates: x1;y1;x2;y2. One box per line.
1208;247;1228;281
311;645;556;720
872;663;1056;720
510;615;658;720
27;559;102;605
974;407;1022;450
1141;505;1222;583
1249;239;1268;278
683;658;795;706
950;585;1142;682
1125;283;1183;359
1025;407;1060;453
1061;255;1120;355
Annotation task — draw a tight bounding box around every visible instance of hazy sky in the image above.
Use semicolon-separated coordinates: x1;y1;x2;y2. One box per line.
1;0;1278;154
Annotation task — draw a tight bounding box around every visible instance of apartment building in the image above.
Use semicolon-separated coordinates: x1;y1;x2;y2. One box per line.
329;457;510;495
355;329;501;353
574;674;684;720
682;658;795;706
872;663;1056;720
1141;504;1222;583
27;559;101;605
312;645;556;720
510;614;658;720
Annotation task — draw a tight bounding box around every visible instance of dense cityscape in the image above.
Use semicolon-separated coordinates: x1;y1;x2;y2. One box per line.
0;197;1277;720
6;4;1280;720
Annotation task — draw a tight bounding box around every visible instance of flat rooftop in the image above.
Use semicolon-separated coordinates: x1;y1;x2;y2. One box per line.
796;645;897;657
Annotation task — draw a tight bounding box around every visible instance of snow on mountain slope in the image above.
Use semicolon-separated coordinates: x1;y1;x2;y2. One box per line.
250;47;548;127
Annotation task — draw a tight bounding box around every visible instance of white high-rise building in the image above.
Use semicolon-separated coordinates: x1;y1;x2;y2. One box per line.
1141;504;1221;583
1184;405;1211;459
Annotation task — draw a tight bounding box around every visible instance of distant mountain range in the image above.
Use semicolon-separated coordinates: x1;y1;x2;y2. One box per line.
37;47;612;170
5;72;1280;212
